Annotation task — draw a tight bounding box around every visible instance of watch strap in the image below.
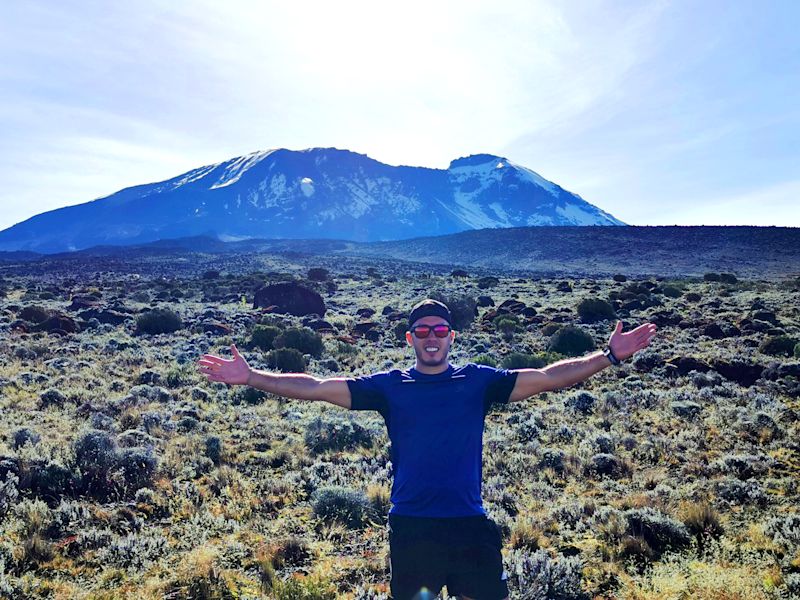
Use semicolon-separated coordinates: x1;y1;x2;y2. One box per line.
603;346;621;366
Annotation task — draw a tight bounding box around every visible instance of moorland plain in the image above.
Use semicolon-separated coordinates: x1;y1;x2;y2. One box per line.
0;251;799;599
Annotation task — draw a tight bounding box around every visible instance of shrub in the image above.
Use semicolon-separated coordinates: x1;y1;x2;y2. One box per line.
0;473;19;519
136;308;183;335
541;323;561;336
428;291;477;330
577;298;616;323
795;342;800;358
27;461;75;506
586;453;627;479
759;335;798;357
703;273;721;282
270;536;313;569
719;272;738;284
548;325;595;356
73;430;117;497
205;436;223;465
273;327;324;357
113;448;158;495
473;354;498;367
251;325;282;351
392;321;408;342
661;285;682;298
505;548;588;600
565;391;597;414
764;514;800;553
623;507;691;558
201;269;220;279
680;502;723;549
12;427;40;449
714;477;767;506
304;416;374;453
501;352;545;369
307;268;329;281
267;348;306;373
494;316;520;340
311;486;373;528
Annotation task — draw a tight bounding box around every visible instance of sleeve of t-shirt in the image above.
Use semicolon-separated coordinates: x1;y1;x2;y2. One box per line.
346;371;391;417
479;364;519;414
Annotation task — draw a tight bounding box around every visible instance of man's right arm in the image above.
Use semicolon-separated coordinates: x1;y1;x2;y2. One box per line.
246;370;352;409
197;343;352;409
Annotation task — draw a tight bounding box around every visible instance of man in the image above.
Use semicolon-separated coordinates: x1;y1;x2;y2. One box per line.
197;299;657;599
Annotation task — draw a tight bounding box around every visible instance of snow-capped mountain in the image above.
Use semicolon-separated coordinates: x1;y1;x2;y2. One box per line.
0;148;625;252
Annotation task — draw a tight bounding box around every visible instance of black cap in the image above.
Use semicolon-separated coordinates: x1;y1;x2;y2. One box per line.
408;299;452;329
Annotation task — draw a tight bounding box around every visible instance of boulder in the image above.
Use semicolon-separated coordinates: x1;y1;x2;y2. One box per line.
711;360;764;387
665;356;711;376
253;283;326;317
32;314;80;334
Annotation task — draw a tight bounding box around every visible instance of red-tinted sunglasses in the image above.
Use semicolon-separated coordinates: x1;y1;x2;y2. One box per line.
410;324;452;338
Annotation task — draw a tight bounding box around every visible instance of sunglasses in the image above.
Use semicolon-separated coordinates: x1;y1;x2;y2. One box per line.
410;324;452;338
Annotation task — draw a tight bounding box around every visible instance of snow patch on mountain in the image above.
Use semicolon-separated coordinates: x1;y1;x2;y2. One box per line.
210;150;275;190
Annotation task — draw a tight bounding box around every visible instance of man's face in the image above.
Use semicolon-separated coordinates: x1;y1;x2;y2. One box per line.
405;315;456;368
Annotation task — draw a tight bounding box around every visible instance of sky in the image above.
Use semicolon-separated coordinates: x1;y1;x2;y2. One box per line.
1;0;799;231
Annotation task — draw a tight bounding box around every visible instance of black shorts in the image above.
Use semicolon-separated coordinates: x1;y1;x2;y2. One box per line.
388;513;509;600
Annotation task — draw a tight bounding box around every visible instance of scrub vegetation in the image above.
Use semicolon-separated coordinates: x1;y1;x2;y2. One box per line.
0;252;798;599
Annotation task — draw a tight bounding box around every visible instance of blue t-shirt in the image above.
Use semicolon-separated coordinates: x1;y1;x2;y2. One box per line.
347;363;518;518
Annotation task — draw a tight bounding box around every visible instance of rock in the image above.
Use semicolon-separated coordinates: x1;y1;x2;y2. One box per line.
381;306;395;315
498;299;527;314
648;310;683;327
67;295;100;311
556;281;572;293
353;322;380;337
356;307;376;318
665;356;711;376
78;308;129;325
200;321;232;335
32;314;80;334
752;310;778;325
304;319;335;332
253;283;326;317
477;296;495;308
711;360;764;387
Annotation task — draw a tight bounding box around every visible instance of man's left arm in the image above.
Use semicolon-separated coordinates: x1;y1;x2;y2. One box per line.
508;320;657;402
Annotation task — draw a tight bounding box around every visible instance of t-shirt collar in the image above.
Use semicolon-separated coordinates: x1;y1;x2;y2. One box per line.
409;363;455;380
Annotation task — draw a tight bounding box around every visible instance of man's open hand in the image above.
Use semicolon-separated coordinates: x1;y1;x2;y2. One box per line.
608;321;657;361
197;344;251;385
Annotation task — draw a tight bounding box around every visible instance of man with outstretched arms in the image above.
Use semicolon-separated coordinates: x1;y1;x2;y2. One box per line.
197;299;657;600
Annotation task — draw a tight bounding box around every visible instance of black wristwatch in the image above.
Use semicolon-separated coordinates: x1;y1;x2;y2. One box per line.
603;346;621;366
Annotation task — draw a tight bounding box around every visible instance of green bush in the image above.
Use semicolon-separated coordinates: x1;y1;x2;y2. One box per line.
759;335;798;357
136;308;182;335
719;273;738;284
311;486;373;528
577;298;616;323
703;273;721;282
541;323;561;336
472;354;498;367
501;352;546;369
494;314;521;332
251;325;282;351
547;325;595;356
267;348;306;373
795;342;800;358
273;327;324;357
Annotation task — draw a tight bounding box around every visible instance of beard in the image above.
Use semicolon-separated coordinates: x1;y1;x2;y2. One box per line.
415;346;449;367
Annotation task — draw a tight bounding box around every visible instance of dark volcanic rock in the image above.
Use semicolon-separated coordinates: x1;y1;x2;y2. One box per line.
32;314;80;334
477;296;495;308
68;295;101;311
78;308;129;325
253;282;326;317
665;356;711;376
711;360;764;387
